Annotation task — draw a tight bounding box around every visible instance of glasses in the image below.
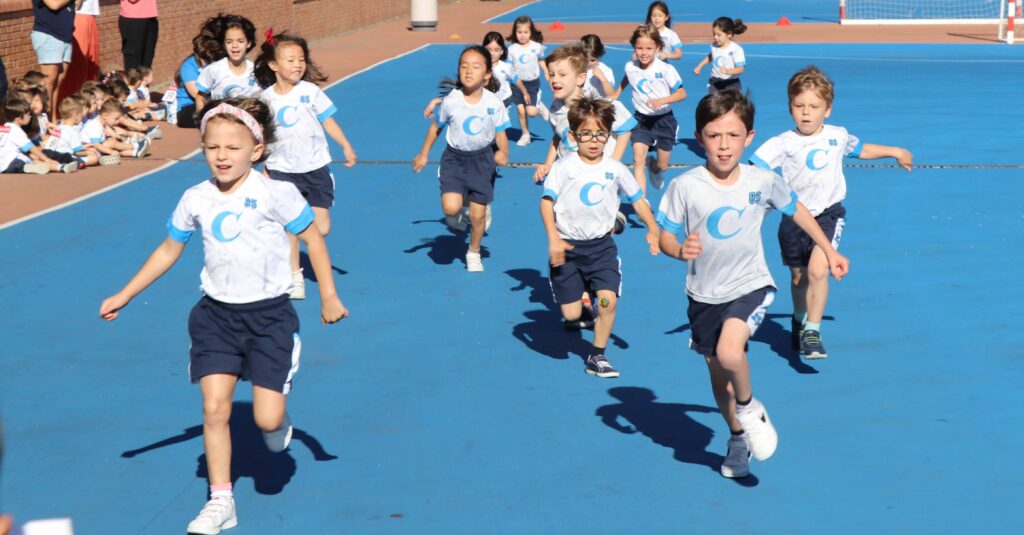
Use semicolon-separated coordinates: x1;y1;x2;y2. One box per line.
573;130;611;142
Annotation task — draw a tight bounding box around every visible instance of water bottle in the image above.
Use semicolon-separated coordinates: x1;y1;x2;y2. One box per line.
163;85;178;125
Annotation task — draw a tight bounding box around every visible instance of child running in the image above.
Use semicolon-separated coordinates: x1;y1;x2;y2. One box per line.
610;25;687;192
693;17;747;94
579;34;614;98
656;89;849;478
100;97;348;534
751;66;912;359
541;96;659;378
645;1;683;61
412;45;510;272
506;16;547;146
196;14;260;110
255;32;358;299
422;32;529;121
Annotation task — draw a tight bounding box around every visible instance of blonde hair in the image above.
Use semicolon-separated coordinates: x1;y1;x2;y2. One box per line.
788;66;835;107
629;24;664;50
544;45;587;75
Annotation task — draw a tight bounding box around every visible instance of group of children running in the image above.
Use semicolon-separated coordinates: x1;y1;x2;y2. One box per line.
92;3;912;533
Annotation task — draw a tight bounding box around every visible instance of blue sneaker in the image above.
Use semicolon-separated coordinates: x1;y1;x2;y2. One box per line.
800;329;828;359
585;354;619;378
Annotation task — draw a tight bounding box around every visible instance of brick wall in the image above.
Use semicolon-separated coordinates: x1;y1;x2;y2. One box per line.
1;0;455;86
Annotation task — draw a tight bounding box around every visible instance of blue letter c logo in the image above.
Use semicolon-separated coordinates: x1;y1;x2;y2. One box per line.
276;106;298;128
462;115;483;136
579;182;606;207
212;211;242;242
706;205;745;240
806;148;829;171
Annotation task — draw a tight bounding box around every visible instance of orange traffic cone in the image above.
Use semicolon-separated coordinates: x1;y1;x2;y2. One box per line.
776;16;792;26
550;21;565;31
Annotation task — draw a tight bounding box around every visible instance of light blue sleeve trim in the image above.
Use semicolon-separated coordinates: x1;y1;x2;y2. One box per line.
495;120;511;132
542;188;558;200
317;104;338;123
72;145;84;153
614;117;637;135
749;154;772;170
510;71;519;83
89;137;104;143
166;218;193;243
671;43;683;51
849;140;864;158
19;142;34;152
671;80;682;91
286;205;315;234
735;61;747;67
195;82;210;93
624;190;643;203
656;211;682;234
779;191;798;216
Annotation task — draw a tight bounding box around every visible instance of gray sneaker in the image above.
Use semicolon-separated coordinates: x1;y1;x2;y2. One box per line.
584;354;619;378
720;435;751;478
800;329;828;359
647;155;664;189
262;412;293;453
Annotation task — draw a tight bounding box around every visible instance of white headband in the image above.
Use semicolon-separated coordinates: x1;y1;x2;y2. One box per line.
199;103;264;142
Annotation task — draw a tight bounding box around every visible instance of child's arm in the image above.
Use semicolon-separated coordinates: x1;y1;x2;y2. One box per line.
790;202;850;280
422;97;444;119
100;238;186;320
117;116;146;132
611;131;632;162
693;54;711;75
295;224;348;325
647;86;687;112
412;122;443;172
27;145;56;165
591;67;615;98
538;58;548;81
659;229;702;261
515;79;532;107
322;117;357;168
494;131;509;167
608;74;630;101
659;48;683;61
720;66;744;76
858;143;913;171
631;198;661;255
533;138;559;183
540;197;572;267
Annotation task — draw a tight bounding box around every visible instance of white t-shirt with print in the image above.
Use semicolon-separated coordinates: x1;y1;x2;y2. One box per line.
507;40;546;81
196;58;260;100
710;42;746;80
437;88;510;151
542;152;643;240
262;81;338;173
623;58;683;116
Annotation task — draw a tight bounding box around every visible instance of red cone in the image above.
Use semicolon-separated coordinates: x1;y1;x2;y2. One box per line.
550;21;565;31
776;16;792;26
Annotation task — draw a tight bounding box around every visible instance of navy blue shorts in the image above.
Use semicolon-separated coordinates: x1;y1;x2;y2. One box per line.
708;77;742;94
631;111;677;151
2;159;26;173
549;234;621;305
687;287;775;357
511;77;541;107
266;165;335;209
42;149;78;165
439;145;496;205
188;294;301;394
778;202;846;267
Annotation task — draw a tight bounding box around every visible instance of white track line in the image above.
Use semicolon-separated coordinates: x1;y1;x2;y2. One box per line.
484;0;540;23
0;43;432;231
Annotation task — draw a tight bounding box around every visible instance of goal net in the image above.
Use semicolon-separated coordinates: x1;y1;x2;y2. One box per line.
840;1;1020;43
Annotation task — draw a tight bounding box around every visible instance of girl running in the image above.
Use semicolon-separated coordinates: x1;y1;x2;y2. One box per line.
506;16;546;146
693;17;748;94
645;1;683;61
195;14;260;111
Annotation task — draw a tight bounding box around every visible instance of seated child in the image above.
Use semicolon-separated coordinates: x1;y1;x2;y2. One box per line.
1;98;76;174
43;96;103;168
90;100;151;159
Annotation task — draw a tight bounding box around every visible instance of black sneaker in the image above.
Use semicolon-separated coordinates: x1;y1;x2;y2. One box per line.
790;317;802;351
585;354;619;378
613;211;627;234
800;329;828;359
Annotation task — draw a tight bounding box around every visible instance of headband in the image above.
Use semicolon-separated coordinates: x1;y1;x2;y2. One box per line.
199;103;264;142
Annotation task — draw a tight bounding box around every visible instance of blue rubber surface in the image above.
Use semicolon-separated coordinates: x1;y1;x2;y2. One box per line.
1;43;1022;533
489;0;839;24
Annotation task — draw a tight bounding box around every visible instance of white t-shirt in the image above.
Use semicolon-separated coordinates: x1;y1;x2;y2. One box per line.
623;58;683;116
137;86;151;101
656;164;798;304
507;41;546;81
585;62;614;98
43;123;84;154
0;124;33;170
437;88;510;151
492;60;519;102
710;42;746;80
167;170;315;304
80;116;105;144
543;152;643;240
659;27;683;57
262;81;338;173
196;58;259;100
751;125;862;216
548;96;636;159
78;0;100;16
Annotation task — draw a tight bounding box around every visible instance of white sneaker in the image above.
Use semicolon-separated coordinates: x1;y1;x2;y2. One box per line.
537;105;550;122
720;435;751;478
466;250;484;272
60;161;78;174
736;397;777;461
186;496;237;534
484;204;492;232
444;210;468;232
99;154;121;166
23;162;50;174
146;125;163;140
263;412;293;453
647;155;665;189
289;270;306;300
133;138;151;158
516;132;531;146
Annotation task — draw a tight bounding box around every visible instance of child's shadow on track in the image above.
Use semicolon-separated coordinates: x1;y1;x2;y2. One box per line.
665;314;822;374
596;387;758;486
405;219;488;267
506;268;628;362
298;251;348;280
120;402;337;495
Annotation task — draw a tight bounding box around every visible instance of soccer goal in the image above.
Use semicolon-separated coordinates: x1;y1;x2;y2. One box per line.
839;0;1020;43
